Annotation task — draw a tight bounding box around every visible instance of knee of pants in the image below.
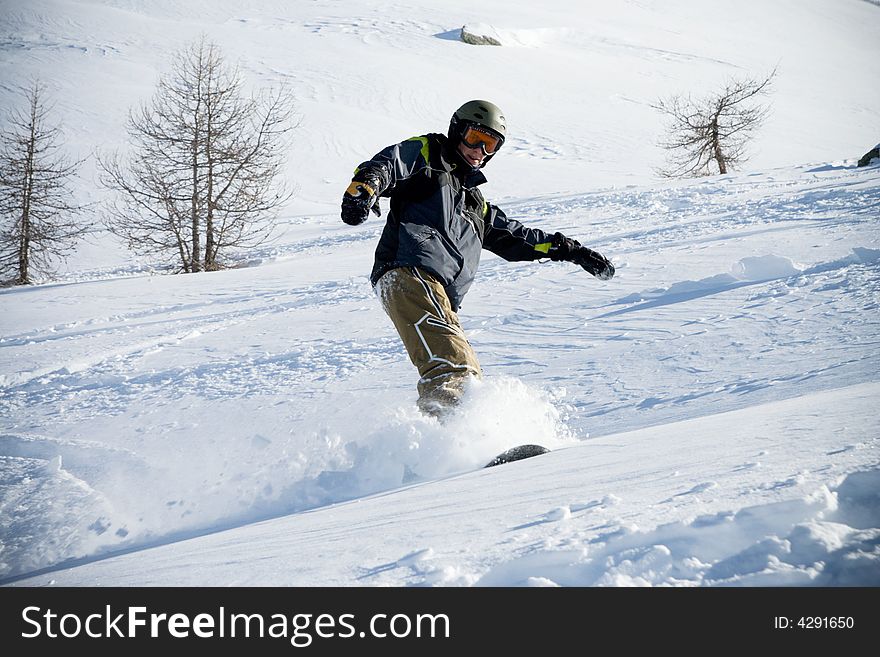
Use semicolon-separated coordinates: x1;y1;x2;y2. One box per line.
378;268;482;377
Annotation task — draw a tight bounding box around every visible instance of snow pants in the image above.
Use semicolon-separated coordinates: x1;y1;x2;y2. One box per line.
375;267;482;416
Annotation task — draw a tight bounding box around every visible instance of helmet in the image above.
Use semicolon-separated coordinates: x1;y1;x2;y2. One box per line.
448;100;506;165
450;99;507;139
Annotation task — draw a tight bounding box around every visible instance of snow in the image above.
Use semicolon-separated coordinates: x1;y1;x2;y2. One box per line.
1;0;879;590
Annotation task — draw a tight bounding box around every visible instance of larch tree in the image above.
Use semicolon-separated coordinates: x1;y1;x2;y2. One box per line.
99;37;296;273
654;69;776;178
0;80;86;285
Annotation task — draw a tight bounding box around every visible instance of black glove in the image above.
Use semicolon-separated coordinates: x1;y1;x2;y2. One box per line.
341;167;387;225
341;179;381;225
549;232;615;280
571;246;615;280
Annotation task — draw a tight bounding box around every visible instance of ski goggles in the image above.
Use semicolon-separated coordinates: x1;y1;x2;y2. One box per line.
460;124;503;154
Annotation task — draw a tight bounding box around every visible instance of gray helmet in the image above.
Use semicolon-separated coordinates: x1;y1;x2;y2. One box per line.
448;100;507;166
451;99;507;139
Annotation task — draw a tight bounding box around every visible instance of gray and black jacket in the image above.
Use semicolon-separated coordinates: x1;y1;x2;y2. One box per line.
358;133;555;311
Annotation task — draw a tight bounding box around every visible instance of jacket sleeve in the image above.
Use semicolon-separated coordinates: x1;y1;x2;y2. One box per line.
353;135;432;197
482;204;555;262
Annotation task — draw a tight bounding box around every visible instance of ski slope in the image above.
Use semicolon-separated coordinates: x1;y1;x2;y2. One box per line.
1;0;879;587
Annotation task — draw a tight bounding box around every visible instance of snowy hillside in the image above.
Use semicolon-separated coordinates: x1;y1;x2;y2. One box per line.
1;0;879;590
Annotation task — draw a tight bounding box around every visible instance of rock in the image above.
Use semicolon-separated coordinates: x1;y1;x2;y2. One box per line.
460;25;502;46
857;143;880;167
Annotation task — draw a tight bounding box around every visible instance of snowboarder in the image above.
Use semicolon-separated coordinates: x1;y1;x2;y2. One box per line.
341;100;615;417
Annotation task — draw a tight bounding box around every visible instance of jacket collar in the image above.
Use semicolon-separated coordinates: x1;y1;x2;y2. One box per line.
463;168;488;187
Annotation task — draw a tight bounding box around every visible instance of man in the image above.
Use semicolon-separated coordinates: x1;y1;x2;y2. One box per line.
341;100;614;417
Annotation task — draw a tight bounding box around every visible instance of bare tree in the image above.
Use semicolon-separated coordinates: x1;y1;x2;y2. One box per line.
99;37;296;273
654;69;776;178
0;80;86;285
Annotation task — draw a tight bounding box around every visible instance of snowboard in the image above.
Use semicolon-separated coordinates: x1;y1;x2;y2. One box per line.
484;444;550;468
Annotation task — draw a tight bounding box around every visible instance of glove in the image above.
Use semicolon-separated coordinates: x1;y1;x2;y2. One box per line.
548;232;580;262
549;232;615;280
341;180;380;225
571;246;615;280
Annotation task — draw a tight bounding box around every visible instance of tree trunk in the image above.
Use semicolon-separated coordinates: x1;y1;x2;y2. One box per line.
710;118;727;175
18;171;32;284
190;136;200;273
18;210;30;284
204;116;215;271
18;110;36;285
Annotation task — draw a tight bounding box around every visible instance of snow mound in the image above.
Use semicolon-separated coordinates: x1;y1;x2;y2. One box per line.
475;468;880;586
731;255;802;281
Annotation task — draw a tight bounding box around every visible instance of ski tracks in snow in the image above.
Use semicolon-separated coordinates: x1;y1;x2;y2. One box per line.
1;275;390;413
471;165;880;435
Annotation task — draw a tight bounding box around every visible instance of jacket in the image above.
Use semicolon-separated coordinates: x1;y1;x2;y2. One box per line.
359;133;554;311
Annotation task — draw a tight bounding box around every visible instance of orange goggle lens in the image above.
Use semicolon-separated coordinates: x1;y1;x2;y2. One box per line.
461;126;502;154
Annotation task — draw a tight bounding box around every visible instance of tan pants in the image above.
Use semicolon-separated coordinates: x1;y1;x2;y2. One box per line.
376;267;482;415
